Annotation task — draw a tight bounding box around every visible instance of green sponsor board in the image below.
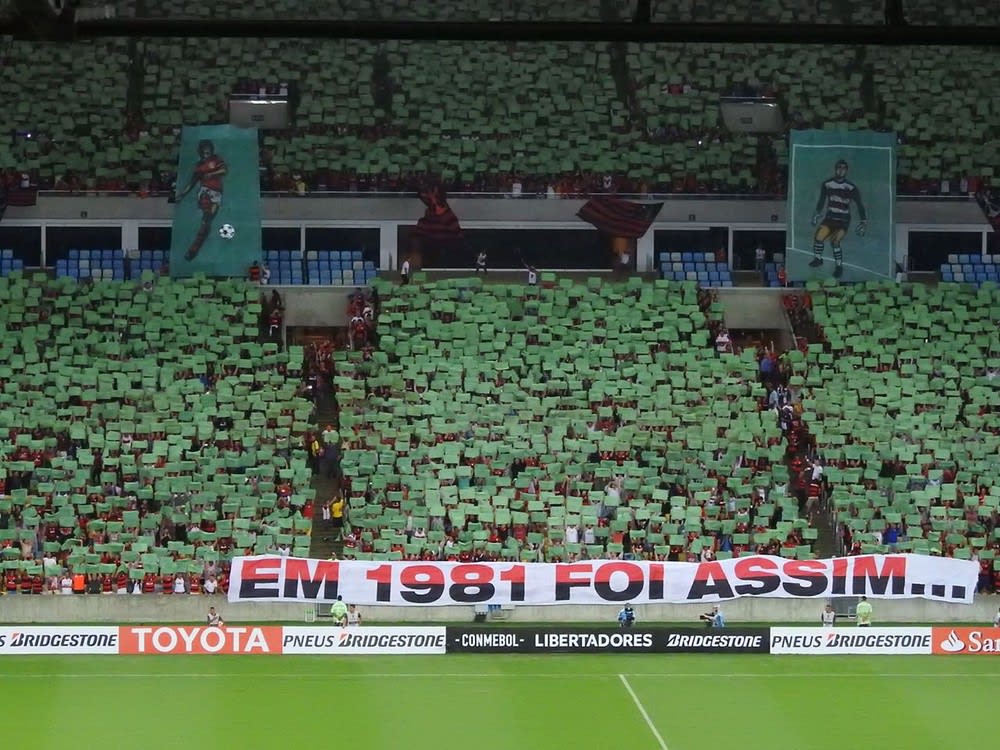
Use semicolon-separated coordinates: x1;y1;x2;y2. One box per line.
787;130;895;283
170;125;261;277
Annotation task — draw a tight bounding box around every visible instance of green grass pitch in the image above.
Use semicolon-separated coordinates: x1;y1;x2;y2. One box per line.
2;654;995;749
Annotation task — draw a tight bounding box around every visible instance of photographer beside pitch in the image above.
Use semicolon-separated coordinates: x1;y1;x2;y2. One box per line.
700;605;725;628
618;604;636;628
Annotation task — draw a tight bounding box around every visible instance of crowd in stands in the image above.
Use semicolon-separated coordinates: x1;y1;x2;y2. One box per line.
1;266;997;593
347;286;380;351
1;3;996;199
0;273;319;594
784;282;1000;591
321;276;821;564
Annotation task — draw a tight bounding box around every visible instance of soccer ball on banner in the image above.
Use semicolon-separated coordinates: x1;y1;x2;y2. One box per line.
219;224;236;240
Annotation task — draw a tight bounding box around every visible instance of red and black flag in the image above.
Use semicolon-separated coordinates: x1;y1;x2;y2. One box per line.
0;184;38;219
414;185;463;242
577;197;663;238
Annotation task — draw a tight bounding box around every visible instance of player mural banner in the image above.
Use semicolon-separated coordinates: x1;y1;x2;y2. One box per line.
787;130;895;283
227;554;977;607
170;124;261;277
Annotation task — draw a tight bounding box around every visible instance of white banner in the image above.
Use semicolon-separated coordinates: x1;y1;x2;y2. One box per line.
281;627;446;654
226;553;977;606
771;627;932;655
0;627;119;655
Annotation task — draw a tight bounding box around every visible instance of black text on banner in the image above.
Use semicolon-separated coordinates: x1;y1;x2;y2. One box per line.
227;554;977;606
446;627;770;654
770;627;932;655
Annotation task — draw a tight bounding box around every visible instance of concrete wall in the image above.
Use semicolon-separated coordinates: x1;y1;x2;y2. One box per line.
274;285;352;328
1;595;993;625
3;195;986;275
0;596;306;624
355;597;996;624
6;195;985;226
717;287;790;331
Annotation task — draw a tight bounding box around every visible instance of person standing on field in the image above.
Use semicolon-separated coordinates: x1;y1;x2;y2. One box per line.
992;606;999;627
347;603;362;627
855;596;873;627
207;607;224;627
331;595;349;627
821;604;836;627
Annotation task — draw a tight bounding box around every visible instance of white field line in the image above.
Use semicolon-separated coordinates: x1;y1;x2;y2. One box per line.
0;672;998;680
620;674;670;750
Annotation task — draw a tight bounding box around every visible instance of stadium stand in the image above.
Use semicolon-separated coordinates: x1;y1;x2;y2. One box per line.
0;248;25;277
658;252;733;286
0;37;132;188
790;280;1000;584
109;0;974;25
127;250;169;280
763;259;790;288
55;249;127;281
262;250;378;286
303;250;377;287
328;276;820;563
0;273;317;593
49;249;376;286
2;3;998;195
939;255;1000;286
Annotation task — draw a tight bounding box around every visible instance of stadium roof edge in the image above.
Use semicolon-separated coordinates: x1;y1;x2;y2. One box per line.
2;18;1000;46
